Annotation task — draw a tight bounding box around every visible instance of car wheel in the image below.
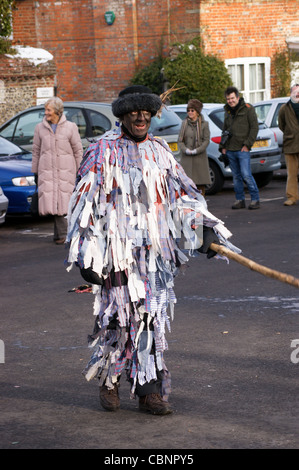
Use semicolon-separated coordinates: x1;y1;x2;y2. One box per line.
205;159;225;195
253;171;273;188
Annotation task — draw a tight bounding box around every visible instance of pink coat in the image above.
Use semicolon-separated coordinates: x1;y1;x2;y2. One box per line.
32;115;83;216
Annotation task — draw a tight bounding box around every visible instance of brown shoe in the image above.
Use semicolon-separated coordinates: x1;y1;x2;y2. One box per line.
55;238;66;245
139;393;172;415
232;200;246;209
284;199;296;206
99;384;120;411
248;200;260;210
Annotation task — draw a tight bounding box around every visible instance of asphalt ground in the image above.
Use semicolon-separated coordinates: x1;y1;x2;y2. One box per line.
0;171;298;454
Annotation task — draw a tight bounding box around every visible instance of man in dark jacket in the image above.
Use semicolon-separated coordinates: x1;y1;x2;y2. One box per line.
219;86;260;210
278;84;299;206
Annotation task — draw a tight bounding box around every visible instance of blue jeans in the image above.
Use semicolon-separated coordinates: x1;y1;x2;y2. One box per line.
227;150;260;201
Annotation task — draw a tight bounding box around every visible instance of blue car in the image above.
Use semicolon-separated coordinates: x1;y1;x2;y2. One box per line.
0;136;36;214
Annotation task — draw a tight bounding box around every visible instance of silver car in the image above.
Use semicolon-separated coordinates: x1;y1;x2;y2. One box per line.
0;101;182;161
0;185;8;224
253;97;288;167
170;103;281;195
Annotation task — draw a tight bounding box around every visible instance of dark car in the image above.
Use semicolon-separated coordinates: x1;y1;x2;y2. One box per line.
0;136;36;214
0;101;182;160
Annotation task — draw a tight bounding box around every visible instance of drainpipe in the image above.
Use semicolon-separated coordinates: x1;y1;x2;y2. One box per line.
132;0;139;68
167;0;171;47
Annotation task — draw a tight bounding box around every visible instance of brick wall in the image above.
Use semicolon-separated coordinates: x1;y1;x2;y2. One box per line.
12;0;200;101
11;0;299;103
200;0;299;58
0;55;56;125
200;0;299;94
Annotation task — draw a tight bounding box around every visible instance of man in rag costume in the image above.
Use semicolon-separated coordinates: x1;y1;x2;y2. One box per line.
65;85;239;415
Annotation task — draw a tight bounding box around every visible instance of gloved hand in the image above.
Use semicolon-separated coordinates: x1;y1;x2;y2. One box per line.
219;153;230;167
185;148;197;155
80;267;103;285
197;226;220;259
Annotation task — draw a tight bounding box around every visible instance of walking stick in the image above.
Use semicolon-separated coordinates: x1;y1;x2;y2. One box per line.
210;243;299;289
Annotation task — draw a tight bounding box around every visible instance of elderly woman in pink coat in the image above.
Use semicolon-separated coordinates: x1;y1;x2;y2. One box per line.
32;97;83;244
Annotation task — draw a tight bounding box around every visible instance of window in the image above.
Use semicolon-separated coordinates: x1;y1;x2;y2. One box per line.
85;109;111;137
208;109;225;130
226;57;271;103
149;106;182;136
271;103;285;127
254;103;272;123
64;107;87;138
1;110;44;147
0;119;16;141
286;38;299;84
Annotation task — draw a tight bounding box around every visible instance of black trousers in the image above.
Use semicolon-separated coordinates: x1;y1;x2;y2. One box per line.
53;214;67;240
135;369;164;397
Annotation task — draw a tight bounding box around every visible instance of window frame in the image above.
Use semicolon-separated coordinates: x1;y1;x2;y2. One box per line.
225;57;271;103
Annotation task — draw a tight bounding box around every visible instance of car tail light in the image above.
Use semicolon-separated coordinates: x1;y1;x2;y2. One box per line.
211;136;222;144
273;132;277;142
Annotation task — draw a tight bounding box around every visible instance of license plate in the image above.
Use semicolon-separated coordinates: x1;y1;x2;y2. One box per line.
168;142;178;152
252;139;269;148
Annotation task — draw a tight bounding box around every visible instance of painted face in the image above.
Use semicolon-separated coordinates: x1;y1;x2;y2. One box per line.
226;92;240;108
45;104;59;124
122;110;151;139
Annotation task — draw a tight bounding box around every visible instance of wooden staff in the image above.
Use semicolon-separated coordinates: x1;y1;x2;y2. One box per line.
210;243;299;289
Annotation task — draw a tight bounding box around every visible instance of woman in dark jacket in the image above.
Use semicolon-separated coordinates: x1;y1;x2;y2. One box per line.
178;99;211;196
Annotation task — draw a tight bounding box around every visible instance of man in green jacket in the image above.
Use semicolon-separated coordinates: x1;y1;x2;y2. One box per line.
219;86;260;210
278;84;299;206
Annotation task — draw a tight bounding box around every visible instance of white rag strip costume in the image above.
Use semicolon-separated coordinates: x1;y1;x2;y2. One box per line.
66;128;239;399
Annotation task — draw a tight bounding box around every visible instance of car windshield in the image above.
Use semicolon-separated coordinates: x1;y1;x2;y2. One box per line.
149;107;182;135
0;137;29;156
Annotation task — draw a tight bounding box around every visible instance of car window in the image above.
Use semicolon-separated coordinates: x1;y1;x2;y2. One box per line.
150;107;182;136
84;109;112;137
64;107;87;137
175;111;186;120
254;104;272;123
1;109;44;147
0;119;17;141
271;103;284;128
208;109;225;130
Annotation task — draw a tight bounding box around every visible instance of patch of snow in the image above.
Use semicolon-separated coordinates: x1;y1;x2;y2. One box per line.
6;45;53;66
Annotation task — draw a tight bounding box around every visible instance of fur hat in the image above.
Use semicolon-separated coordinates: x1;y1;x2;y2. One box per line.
112;85;162;118
187;99;203;115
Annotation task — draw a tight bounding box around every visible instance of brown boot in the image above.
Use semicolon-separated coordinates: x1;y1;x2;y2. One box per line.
139;393;172;415
99;384;120;411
